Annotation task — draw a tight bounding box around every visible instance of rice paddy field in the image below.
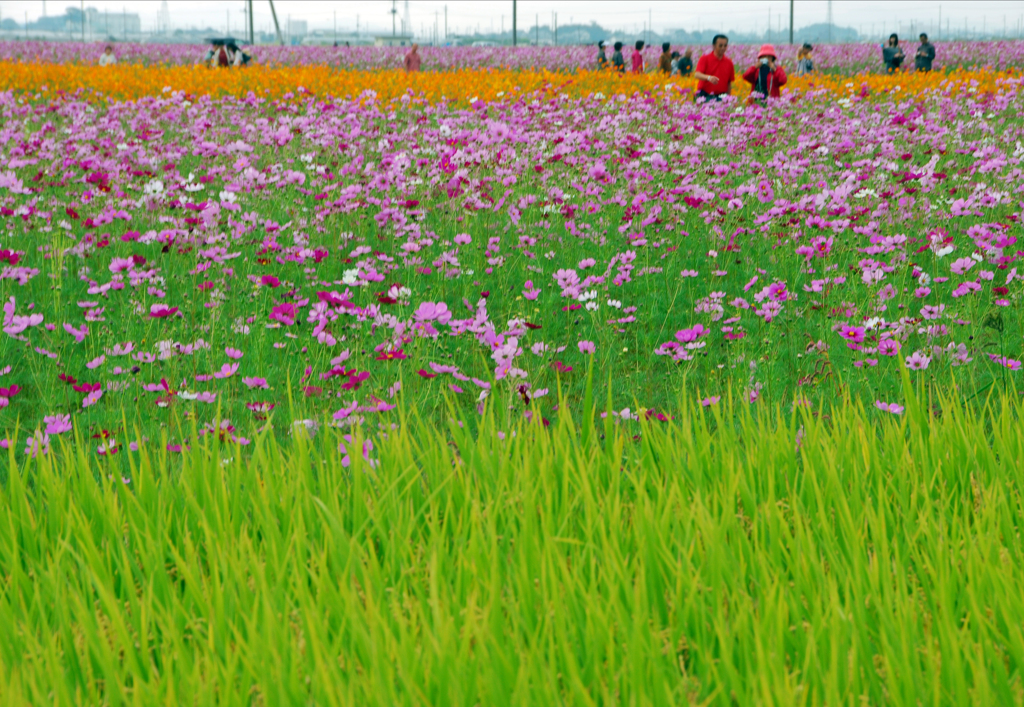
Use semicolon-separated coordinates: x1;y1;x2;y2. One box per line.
1;41;1024;704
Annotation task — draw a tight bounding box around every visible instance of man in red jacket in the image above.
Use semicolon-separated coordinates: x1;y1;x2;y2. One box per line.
742;44;787;101
694;35;734;102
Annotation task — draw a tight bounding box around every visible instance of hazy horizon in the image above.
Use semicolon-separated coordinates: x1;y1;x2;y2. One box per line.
1;0;1021;40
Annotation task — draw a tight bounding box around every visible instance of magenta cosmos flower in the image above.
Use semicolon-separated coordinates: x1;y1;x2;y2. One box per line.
149;304;179;318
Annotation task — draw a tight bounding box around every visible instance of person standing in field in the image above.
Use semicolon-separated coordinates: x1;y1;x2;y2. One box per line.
674;48;694;77
404;43;422;73
742;44;787;101
596;41;608;70
694;35;734;101
794;43;814;75
882;34;904;73
612;41;626;73
659;42;673;74
631;40;646;74
915;33;935;71
98;45;116;66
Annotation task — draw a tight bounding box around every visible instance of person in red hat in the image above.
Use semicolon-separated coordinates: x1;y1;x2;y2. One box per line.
742;44;787;101
694;35;734;102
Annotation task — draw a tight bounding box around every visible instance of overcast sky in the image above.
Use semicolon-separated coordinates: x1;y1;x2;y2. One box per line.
2;1;1022;38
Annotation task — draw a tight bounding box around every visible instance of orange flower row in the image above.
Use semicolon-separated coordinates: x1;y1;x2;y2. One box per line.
0;61;1017;104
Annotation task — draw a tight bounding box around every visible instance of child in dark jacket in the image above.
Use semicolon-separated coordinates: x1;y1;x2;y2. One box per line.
611;42;626;73
741;44;787;100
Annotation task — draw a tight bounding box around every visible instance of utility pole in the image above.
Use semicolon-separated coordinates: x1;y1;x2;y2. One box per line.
81;0;85;42
249;0;254;44
512;0;517;46
391;0;397;37
267;0;284;45
789;0;794;45
333;10;337;44
827;0;832;42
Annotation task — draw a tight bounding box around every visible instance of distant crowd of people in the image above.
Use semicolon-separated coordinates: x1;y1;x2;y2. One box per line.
93;33;939;84
200;40;252;68
592;32;938;101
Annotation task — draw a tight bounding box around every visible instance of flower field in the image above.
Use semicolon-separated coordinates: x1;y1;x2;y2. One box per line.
5;39;1024;73
2;67;1022;451
1;54;1024;703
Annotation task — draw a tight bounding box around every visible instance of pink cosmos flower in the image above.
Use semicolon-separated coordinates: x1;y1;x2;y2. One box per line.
269;303;297;326
242;376;269;389
214;363;239;379
44;415;72;435
988;354;1023;370
905;351;932;370
877;339;901;356
333;400;359;421
338;435;376;468
83;389;103;408
86;355;105;370
701;396;721;407
578;340;596;354
63;322;88;343
874;401;904;415
453;233;472;245
921;304;944;320
413;301;452;324
839;325;865;344
24;431;49;458
225;347;244;359
675;324;708;343
260;275;281;288
417;369;437;378
149;304;179;318
195;392;217;403
949;257;974;275
375;348;407;361
341;371;370;390
317;291;354;308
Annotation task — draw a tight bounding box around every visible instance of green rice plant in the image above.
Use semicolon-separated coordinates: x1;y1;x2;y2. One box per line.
1;389;1023;705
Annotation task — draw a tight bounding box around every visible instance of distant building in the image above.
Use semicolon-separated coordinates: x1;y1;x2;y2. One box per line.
374;35;414;47
287;19;308;44
87;8;142;38
28;5;140;39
